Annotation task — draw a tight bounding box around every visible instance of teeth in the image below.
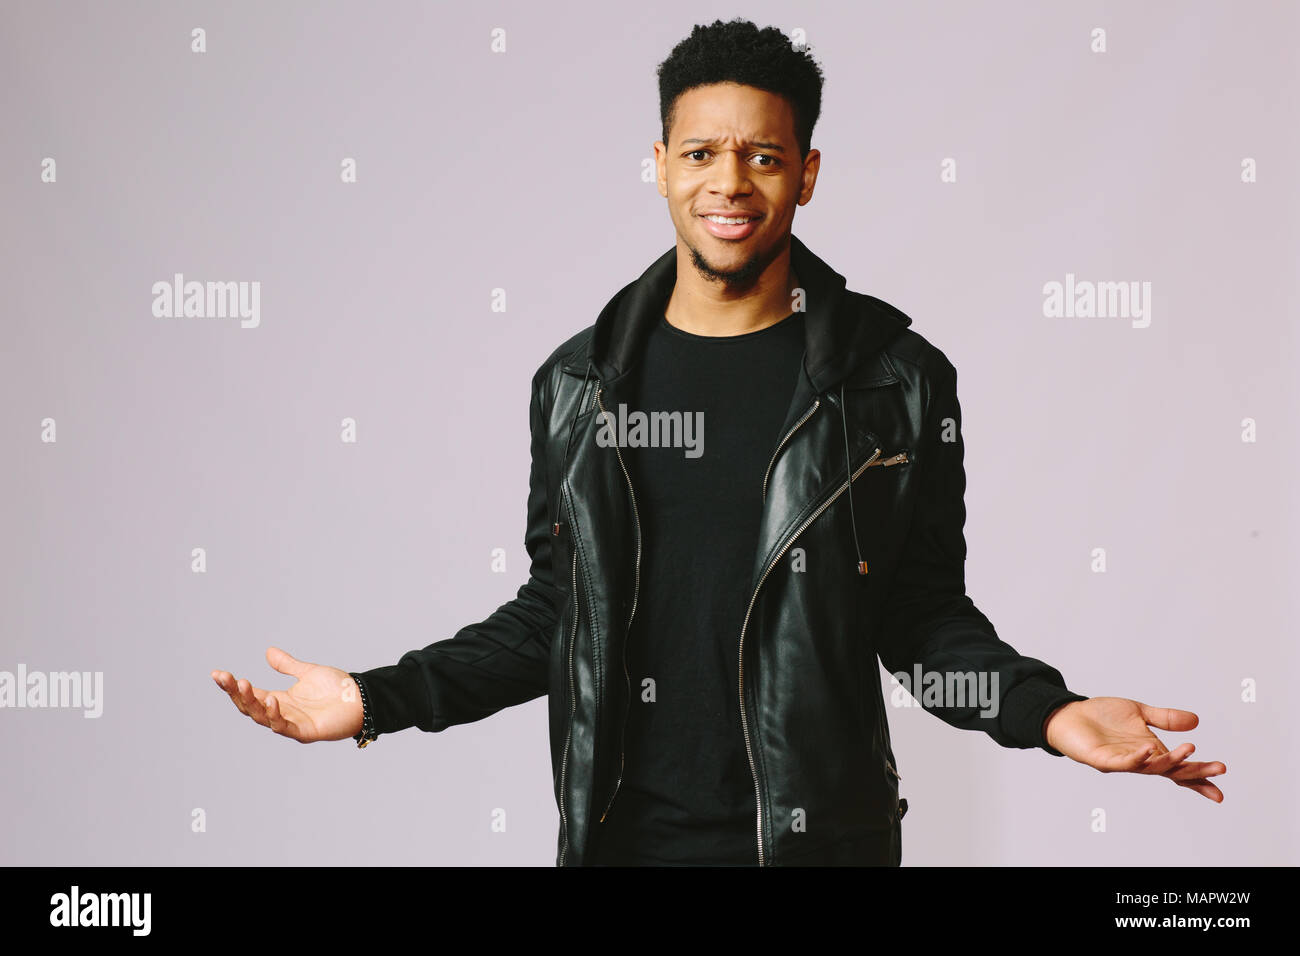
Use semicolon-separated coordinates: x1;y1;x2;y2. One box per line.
704;215;755;224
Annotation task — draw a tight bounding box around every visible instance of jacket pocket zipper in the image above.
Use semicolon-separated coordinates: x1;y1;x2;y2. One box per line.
870;450;909;468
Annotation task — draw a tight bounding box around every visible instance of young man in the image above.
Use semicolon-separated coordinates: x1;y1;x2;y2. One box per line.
211;19;1226;866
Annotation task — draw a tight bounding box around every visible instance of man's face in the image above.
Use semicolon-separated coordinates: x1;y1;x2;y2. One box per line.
655;81;819;288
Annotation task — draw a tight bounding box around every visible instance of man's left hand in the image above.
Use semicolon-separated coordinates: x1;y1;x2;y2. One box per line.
1043;697;1226;802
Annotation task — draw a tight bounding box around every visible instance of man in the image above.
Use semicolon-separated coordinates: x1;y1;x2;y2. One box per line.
211;19;1225;866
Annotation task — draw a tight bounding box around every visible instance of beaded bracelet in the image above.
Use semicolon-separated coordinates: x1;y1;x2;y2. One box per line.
349;672;379;748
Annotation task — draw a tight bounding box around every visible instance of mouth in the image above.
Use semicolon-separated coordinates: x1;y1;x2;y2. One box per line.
698;212;762;240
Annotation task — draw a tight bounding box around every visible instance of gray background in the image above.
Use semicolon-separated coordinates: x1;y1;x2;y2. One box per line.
2;0;1295;865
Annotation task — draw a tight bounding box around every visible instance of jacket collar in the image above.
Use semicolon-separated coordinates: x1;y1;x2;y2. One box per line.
561;233;912;394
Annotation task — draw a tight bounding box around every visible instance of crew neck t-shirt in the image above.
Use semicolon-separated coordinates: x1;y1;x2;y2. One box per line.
590;309;806;866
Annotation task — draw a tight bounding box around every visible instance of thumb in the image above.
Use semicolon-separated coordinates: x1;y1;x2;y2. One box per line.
1137;702;1199;733
266;646;310;679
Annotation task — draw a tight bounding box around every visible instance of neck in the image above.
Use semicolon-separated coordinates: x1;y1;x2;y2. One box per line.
663;237;801;337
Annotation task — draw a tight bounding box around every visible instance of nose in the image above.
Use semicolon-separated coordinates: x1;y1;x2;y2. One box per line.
708;150;753;198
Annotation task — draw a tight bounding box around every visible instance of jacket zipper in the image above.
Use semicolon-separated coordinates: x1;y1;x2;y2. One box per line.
762;401;821;501
558;546;580;865
595;385;641;824
740;427;902;865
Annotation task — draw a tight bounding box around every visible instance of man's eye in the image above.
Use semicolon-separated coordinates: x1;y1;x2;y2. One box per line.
753;154;777;167
686;150;708;161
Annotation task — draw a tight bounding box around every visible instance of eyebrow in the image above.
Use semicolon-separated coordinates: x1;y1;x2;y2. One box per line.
679;138;787;153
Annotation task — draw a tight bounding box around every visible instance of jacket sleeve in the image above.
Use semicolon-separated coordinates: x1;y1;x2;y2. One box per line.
349;371;563;734
875;360;1088;755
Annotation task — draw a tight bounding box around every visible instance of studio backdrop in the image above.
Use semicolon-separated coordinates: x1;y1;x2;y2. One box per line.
1;0;1295;865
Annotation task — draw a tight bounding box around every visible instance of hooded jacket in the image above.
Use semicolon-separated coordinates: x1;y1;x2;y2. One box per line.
354;233;1089;866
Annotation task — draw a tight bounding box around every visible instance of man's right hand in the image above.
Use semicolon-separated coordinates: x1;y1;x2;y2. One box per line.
211;646;365;743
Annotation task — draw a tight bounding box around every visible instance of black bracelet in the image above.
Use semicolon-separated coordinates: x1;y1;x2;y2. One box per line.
349;672;379;748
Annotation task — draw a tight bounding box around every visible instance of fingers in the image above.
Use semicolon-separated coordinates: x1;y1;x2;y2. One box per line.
211;672;270;726
1127;742;1228;804
1137;742;1195;775
213;670;307;741
211;671;249;715
1095;740;1190;774
1136;703;1199;732
1161;759;1226;782
234;677;270;724
264;693;305;742
1173;777;1224;802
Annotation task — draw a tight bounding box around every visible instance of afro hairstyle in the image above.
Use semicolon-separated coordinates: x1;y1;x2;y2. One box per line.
656;18;825;160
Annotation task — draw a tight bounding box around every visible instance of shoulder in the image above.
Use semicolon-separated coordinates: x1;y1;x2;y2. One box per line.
532;324;593;380
852;292;958;386
529;324;595;406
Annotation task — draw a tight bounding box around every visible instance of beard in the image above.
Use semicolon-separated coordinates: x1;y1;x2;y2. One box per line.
686;239;771;290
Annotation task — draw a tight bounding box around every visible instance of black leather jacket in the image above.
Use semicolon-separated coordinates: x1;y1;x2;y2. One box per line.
355;234;1088;866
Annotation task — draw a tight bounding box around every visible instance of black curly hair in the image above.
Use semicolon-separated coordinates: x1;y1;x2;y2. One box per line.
657;18;825;160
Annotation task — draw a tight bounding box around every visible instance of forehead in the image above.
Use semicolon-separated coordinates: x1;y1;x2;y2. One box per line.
670;82;796;143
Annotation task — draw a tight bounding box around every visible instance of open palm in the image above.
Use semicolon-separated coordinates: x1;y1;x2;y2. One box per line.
1045;696;1226;802
211;646;364;743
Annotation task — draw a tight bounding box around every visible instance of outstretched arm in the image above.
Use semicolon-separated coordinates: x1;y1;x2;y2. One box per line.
211;369;563;741
347;371;563;735
875;360;1089;753
877;359;1225;801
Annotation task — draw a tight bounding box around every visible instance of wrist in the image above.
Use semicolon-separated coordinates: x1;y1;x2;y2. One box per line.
347;672;379;747
347;691;364;736
1042;700;1078;752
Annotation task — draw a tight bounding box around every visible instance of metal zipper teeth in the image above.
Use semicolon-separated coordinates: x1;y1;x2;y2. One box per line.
557;546;579;866
595;385;641;824
762;401;821;501
739;442;886;866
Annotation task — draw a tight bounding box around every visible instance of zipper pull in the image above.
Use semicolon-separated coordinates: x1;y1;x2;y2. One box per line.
864;449;908;470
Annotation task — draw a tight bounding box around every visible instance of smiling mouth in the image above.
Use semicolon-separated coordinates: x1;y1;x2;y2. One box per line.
699;213;762;239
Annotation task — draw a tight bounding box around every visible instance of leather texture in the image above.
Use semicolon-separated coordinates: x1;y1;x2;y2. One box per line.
355;233;1088;867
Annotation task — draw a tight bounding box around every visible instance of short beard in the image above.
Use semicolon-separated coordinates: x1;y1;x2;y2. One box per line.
687;241;769;290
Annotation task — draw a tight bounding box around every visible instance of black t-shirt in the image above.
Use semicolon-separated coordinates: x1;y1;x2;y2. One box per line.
590;309;806;865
